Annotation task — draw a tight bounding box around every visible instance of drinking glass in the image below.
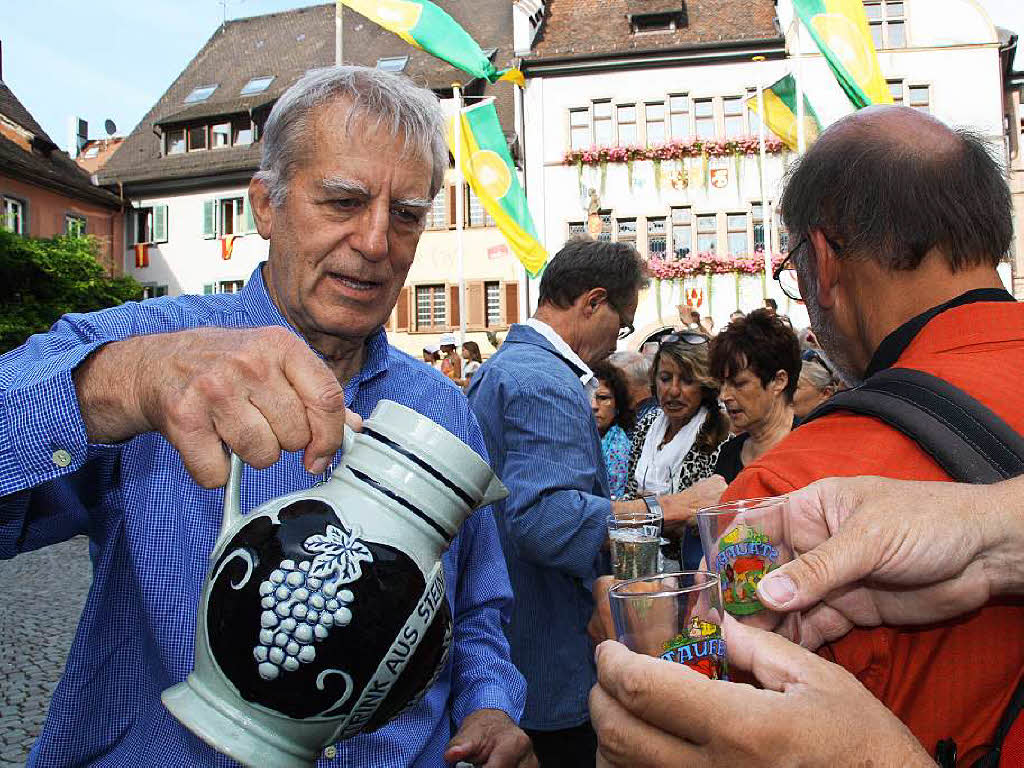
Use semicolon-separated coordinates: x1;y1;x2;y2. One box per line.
696;496;799;638
608;571;727;680
608;509;663;579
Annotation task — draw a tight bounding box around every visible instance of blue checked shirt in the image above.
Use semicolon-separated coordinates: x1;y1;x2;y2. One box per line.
467;324;611;731
0;265;525;767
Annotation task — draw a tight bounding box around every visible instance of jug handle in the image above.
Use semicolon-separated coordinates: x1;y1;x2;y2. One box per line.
220;427;358;538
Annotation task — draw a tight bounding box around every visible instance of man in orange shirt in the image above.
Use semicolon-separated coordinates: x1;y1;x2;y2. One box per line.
589;105;1024;766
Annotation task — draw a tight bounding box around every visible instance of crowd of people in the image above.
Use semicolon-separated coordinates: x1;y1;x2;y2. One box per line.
1;64;1022;768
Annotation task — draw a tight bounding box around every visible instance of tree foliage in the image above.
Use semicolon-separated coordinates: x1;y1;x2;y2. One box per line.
0;230;143;353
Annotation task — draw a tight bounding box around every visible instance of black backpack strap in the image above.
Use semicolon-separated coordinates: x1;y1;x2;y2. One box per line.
972;675;1024;768
803;367;1024;484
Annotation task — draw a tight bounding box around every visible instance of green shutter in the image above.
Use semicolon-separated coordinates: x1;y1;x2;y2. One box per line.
242;194;257;234
202;200;217;239
203;283;216;295
153;204;168;243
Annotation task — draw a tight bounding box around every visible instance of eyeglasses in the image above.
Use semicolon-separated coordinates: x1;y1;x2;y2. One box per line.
607;298;635;340
772;235;843;301
657;332;709;347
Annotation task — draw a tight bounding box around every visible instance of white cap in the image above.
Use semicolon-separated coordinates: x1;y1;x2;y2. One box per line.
439;333;457;346
423;343;440;354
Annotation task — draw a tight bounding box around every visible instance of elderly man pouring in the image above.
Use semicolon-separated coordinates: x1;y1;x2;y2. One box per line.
0;67;532;768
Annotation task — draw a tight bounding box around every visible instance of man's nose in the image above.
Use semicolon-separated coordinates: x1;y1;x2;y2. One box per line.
352;198;390;262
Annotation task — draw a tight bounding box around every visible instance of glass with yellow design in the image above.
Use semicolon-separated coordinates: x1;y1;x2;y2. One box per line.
607;571;727;680
696;496;800;640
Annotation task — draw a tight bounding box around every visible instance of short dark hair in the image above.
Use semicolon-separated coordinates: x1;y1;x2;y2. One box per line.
592;360;634;432
780;122;1012;271
538;238;648;310
710;308;801;402
764;298;778;311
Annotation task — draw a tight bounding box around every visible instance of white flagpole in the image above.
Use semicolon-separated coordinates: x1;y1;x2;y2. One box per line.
452;83;468;345
753;57;773;280
794;19;807;154
335;1;343;66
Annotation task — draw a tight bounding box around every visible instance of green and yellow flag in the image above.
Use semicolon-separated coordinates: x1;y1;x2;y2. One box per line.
339;0;525;86
450;101;546;277
792;0;893;108
746;74;823;151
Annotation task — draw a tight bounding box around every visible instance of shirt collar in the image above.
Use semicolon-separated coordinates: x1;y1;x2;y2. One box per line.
239;263;390;393
525;317;595;387
865;287;1016;378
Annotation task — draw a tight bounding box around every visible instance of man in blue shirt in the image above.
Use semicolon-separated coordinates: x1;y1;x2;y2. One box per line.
467;240;722;766
0;66;530;767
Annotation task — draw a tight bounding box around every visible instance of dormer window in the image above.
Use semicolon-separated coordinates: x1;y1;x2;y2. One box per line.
166;128;186;155
184;84;218;104
631;11;679;33
240;76;274;96
376;56;409;73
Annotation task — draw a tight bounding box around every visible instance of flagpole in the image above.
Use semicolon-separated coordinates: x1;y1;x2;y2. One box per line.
793;18;807;154
753;57;773;281
452;82;468;345
335;1;343;65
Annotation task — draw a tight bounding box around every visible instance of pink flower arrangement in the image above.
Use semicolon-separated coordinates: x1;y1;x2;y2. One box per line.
646;250;784;278
563;136;786;167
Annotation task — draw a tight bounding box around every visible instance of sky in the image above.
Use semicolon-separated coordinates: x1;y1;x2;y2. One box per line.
4;0;1024;151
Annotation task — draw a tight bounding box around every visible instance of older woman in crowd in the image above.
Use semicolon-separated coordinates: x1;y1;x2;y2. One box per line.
793;349;843;420
710;308;802;483
622;332;730;569
591;362;635;500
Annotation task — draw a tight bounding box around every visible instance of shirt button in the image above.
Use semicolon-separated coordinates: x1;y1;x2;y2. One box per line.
323;746;337;759
52;449;72;468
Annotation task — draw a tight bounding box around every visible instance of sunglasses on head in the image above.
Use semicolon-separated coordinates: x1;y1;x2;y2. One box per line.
658;332;709;347
801;348;837;378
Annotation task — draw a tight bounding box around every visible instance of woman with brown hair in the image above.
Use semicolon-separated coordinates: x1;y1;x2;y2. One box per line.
621;332;730;569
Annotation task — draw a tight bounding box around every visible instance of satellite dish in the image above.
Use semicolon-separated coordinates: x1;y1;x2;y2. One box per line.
104;119;117;136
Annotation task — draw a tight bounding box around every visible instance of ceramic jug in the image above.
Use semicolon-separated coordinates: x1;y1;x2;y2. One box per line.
162;400;507;768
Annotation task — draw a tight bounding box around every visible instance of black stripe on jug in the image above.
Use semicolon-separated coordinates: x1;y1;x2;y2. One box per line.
362;428;476;509
348;467;453;543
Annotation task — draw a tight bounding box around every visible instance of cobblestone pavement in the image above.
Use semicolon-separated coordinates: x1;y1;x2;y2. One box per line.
0;537;92;767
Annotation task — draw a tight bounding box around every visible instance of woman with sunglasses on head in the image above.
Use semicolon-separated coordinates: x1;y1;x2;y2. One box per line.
620;332;730;569
793;349;843;421
709;308;802;483
590;362;635;500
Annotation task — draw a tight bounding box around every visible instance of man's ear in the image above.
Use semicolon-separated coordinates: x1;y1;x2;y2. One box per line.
248;177;274;240
579;287;607;317
807;229;841;309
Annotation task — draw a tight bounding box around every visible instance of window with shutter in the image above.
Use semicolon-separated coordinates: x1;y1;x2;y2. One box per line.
153;204;168;243
503;282;520;326
446;185;458;228
396;286;410;331
202;200;217;239
485;281;502;328
448;284;461;328
415;285;446;331
242;195;257;233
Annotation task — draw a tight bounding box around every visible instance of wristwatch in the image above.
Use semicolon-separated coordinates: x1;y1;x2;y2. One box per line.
642;495;663;517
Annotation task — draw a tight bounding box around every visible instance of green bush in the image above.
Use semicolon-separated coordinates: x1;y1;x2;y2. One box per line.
0;230;143;353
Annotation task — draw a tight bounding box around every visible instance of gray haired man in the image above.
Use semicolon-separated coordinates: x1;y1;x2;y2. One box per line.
0;67;532;767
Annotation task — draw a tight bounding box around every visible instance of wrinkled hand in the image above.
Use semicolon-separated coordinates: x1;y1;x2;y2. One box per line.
659;475;727;530
589;619;934;767
77;326;359;488
444;709;536;768
755;476;1006;648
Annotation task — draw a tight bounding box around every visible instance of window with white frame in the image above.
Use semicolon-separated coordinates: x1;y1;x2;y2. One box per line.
220;198;244;235
184;84;218;104
141;284;169;299
132;204;168;244
745;88;763;135
696;214;717;252
65;214;87;238
485;281;502;327
3;197;25;234
203;280;245;294
570;108;590;150
723;97;745;138
752;203;765;251
864;1;905;49
648;217;667;259
671;207;692;259
240;76;274;96
233;119;254;146
166;128;186;155
617;105;637;144
669;95;689;137
727;213;748;254
568;221;587;237
645;102;666;146
426;189;447;230
907;85;931;113
694;99;715;139
615;218;637;248
593;101;613;145
211;123;231;148
415;284;447;331
467;188;495;228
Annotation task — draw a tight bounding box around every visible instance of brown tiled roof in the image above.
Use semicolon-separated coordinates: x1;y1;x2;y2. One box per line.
527;0;781;61
0;80;51;141
76;137;126;175
0;80;122;207
100;2;516;189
